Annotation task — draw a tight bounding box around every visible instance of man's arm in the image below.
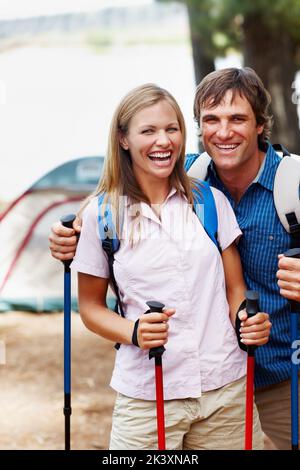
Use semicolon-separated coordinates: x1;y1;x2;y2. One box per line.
49;216;82;261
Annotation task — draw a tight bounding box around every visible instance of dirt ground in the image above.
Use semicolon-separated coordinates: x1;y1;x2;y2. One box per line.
0;311;116;450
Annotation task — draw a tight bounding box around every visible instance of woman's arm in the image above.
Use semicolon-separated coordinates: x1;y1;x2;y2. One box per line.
222;242;246;325
78;272;175;349
222;242;271;346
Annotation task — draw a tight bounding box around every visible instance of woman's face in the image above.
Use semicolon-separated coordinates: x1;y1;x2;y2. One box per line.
120;100;183;186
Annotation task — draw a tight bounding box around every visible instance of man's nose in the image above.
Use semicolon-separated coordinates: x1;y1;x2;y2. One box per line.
216;121;233;139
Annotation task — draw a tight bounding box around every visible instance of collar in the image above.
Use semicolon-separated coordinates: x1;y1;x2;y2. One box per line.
207;144;281;193
126;187;178;220
256;144;281;191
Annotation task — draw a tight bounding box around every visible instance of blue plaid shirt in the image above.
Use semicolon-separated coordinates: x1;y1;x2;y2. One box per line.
186;145;299;389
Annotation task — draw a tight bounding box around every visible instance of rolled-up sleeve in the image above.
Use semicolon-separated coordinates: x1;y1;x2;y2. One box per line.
211;187;242;251
71;197;109;278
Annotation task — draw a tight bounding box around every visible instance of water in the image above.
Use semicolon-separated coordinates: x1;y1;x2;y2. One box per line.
0;44;198;202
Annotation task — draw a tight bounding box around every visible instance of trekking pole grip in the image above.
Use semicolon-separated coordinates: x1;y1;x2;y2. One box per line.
60;214;77;271
245;290;259;357
146;301;166;362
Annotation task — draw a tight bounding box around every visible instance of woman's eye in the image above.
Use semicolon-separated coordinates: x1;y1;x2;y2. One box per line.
141;129;153;134
167;127;179;132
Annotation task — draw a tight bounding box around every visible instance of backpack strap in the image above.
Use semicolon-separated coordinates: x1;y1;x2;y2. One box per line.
98;193;125;349
192;180;220;252
185;152;211;180
273;145;300;248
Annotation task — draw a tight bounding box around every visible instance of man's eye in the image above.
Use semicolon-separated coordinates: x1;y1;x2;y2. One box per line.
204;118;217;123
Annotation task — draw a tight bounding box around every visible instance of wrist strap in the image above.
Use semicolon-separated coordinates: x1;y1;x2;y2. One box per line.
132;319;140;347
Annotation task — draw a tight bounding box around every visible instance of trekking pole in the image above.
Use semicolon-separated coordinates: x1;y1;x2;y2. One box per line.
244;290;259;450
146;300;166;450
60;213;76;451
283;247;300;451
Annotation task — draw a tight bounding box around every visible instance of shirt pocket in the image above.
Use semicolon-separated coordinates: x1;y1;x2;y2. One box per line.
240;227;289;281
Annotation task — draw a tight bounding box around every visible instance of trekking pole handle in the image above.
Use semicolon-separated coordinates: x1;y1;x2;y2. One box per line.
245;290;259;357
146;301;166;360
60;214;77;270
283;248;300;312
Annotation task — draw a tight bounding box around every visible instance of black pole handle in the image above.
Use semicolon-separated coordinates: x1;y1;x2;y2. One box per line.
60;214;77;270
146;301;166;361
283;248;300;312
245;290;259;357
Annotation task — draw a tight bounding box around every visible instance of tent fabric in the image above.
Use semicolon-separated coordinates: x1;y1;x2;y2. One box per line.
0;156;116;312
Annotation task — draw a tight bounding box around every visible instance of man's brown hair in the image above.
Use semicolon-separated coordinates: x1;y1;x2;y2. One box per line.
194;67;273;147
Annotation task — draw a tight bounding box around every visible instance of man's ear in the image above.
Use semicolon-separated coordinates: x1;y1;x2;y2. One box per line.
119;133;129;150
257;124;264;136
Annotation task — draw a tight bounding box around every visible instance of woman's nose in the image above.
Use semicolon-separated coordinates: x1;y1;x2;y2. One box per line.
156;130;170;146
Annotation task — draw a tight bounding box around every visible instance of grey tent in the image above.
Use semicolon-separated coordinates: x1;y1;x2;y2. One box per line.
0;156;105;312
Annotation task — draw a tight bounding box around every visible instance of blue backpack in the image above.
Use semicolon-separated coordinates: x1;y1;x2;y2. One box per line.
98;156;219;335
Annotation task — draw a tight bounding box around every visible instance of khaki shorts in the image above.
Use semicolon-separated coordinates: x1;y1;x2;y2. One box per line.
109;376;264;450
255;375;300;450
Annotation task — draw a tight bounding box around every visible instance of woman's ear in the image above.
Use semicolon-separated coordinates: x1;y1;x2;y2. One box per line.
119;134;129;150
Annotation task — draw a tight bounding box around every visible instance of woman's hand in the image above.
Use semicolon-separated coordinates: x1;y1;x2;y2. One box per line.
137;308;175;350
238;310;272;346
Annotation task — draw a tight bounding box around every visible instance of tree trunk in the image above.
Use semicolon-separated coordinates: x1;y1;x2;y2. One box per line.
243;14;300;153
186;4;215;86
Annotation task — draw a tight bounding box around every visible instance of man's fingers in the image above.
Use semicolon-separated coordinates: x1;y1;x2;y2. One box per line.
278;279;300;291
278;256;300;271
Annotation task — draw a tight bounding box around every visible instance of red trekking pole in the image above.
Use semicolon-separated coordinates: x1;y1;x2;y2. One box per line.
244;290;259;450
146;300;166;450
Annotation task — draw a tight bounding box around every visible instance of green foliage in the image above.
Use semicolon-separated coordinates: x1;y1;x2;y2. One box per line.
157;0;300;56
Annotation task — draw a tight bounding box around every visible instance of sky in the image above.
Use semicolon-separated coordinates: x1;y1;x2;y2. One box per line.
0;0;153;20
0;0;199;201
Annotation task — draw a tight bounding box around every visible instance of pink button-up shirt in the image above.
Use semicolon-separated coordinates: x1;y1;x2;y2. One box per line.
71;187;246;400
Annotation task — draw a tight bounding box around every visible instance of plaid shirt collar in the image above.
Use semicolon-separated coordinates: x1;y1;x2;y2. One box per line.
207;143;281;195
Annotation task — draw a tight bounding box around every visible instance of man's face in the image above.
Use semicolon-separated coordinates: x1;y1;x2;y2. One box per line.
199;90;264;175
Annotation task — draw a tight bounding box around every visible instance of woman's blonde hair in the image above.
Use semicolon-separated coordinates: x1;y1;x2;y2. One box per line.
80;84;197;228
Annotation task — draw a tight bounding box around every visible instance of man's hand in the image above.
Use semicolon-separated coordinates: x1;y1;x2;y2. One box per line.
277;253;300;303
49;216;82;261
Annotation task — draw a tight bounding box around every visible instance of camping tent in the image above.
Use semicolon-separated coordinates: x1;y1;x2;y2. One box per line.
0;156;105;312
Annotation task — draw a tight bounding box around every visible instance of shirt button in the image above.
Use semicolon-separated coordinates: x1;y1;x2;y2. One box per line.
269;235;274;241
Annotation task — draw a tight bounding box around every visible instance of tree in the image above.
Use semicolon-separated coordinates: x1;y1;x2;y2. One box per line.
158;0;300;152
220;0;300;151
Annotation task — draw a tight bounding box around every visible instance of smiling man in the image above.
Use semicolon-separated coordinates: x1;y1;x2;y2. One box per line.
192;67;300;450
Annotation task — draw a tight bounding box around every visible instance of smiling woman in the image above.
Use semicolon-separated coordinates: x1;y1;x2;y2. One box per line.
119;99;183;203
